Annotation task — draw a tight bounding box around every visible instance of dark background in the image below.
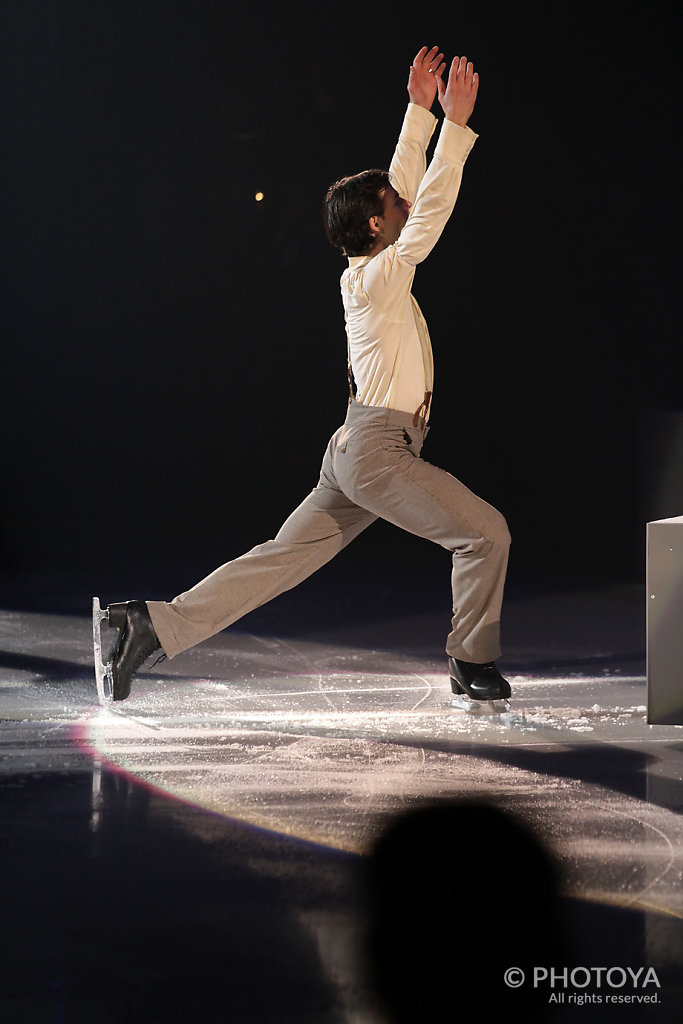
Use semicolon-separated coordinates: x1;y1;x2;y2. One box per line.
1;0;680;613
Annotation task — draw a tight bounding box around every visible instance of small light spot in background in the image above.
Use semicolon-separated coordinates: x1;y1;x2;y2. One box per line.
254;191;264;202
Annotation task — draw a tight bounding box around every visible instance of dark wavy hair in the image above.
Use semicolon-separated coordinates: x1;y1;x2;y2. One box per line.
322;169;391;257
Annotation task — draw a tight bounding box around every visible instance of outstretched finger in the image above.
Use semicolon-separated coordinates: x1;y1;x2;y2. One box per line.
445;55;459;83
413;45;429;66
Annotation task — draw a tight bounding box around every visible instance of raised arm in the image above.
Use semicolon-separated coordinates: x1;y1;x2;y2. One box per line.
387;45;445;205
365;51;480;290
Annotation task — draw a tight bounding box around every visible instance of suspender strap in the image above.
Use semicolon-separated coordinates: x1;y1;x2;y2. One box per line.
412;390;432;428
346;337;356;405
347;354;356;404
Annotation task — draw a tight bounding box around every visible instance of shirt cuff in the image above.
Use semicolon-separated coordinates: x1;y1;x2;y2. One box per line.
401;102;438;148
434;119;478;165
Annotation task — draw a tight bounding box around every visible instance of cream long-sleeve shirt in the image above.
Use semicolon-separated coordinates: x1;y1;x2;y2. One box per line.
340;103;478;419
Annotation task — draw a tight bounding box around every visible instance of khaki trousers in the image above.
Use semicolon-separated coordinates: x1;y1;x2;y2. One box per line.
147;399;510;663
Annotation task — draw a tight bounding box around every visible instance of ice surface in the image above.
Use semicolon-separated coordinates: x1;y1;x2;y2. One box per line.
2;591;683;925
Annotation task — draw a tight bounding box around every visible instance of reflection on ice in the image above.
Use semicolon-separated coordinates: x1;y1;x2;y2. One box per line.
73;651;683;923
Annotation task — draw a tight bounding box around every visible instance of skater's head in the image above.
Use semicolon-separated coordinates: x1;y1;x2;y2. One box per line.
323;170;411;257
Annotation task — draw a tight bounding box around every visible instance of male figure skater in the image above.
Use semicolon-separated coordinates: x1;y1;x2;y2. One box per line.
101;45;511;706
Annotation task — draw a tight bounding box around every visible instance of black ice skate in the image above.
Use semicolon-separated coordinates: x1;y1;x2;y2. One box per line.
92;597;163;703
448;657;511;714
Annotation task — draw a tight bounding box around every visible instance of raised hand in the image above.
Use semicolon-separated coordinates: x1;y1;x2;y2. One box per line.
407;45;446;111
437;55;479;127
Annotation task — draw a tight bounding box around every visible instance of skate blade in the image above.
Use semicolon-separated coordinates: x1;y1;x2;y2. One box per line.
451;694;511;715
92;597;114;704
